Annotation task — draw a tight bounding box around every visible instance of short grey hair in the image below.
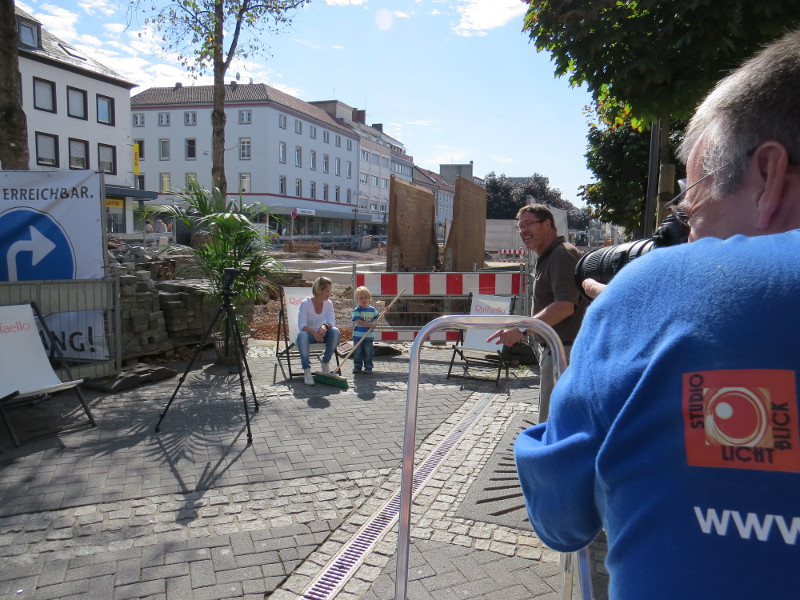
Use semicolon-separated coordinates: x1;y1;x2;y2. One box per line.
679;29;800;197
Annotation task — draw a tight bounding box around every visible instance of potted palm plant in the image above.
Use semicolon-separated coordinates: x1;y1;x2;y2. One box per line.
150;182;281;363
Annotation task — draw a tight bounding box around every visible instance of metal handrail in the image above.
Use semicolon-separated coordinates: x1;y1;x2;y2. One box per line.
394;314;593;600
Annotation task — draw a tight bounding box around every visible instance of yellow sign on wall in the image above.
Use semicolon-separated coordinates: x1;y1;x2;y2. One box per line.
105;198;124;208
133;143;140;175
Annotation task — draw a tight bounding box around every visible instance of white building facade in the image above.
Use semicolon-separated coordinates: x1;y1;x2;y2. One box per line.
131;83;367;239
15;8;154;235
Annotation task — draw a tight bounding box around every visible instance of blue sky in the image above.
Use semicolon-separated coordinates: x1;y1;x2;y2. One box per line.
18;0;594;207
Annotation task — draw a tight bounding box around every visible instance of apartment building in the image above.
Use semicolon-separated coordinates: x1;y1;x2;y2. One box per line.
15;8;155;234
310;101;413;237
131;82;364;237
413;166;455;240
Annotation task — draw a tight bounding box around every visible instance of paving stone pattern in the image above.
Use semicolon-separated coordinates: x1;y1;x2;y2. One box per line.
0;342;600;600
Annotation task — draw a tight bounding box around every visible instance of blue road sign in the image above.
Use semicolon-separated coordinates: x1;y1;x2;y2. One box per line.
0;208;75;281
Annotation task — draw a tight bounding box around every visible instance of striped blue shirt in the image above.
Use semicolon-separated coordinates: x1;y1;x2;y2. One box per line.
351;305;379;340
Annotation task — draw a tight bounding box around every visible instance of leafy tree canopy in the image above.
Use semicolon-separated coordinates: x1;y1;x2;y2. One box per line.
523;0;800;125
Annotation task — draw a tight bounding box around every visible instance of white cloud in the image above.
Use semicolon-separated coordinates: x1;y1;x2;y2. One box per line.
407;120;437;127
393;11;412;18
78;0;116;17
489;155;515;164
452;0;527;37
323;0;367;5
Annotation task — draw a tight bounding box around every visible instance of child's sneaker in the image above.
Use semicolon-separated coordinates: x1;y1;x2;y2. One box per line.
352;368;362;374
303;369;315;385
364;369;373;374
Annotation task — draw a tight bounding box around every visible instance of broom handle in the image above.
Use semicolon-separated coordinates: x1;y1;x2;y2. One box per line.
338;287;406;371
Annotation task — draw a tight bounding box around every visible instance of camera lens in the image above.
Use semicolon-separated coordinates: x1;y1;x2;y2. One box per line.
574;239;656;289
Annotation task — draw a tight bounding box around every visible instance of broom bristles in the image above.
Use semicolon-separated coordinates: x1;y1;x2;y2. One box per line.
313;372;349;390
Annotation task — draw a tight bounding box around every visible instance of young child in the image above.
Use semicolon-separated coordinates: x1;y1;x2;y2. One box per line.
351;286;379;373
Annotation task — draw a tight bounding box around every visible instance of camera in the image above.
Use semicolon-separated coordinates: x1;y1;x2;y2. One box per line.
574;212;689;291
221;267;240;296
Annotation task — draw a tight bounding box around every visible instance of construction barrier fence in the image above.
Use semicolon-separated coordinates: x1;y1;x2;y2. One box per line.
354;270;527;342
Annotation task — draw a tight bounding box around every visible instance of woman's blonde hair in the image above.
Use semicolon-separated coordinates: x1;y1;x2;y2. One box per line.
312;277;333;296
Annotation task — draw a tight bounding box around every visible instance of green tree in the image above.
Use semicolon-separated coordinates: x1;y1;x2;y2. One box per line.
140;0;309;197
0;0;29;170
523;0;800;125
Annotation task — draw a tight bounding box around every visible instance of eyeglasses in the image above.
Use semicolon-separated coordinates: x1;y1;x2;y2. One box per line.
515;219;545;233
664;162;730;227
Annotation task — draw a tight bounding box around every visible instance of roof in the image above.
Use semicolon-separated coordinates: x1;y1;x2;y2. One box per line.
415;166;455;191
16;8;136;89
132;83;358;138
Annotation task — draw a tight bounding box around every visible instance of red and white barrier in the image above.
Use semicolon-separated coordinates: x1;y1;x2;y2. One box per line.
354;272;525;342
355;272;523;297
494;248;528;262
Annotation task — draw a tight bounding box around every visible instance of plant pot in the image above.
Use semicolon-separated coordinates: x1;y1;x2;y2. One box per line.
212;332;249;365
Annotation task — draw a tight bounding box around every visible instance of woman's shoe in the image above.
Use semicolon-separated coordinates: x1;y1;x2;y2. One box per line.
303;369;315;385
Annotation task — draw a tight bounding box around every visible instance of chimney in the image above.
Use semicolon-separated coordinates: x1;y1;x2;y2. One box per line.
372;123;383;132
230;80;238;90
352;109;366;124
174;82;182;90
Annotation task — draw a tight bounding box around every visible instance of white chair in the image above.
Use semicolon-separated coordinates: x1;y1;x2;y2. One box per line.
275;287;339;379
0;303;96;447
447;293;515;385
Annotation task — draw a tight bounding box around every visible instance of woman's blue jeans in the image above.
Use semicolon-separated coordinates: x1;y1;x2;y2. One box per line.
296;327;340;370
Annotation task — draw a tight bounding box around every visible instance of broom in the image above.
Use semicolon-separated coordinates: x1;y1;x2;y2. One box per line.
313;288;406;389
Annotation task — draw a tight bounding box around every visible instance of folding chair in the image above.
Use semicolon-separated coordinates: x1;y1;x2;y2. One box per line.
0;303;96;447
447;293;515;385
275;287;339;379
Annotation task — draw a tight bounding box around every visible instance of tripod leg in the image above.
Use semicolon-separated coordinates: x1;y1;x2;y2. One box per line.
155;305;224;433
226;305;255;445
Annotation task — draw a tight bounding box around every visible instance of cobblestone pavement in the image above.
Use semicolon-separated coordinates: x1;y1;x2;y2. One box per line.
0;341;599;600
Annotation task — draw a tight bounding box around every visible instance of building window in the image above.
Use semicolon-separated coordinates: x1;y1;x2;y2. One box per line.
239;173;251;193
360;150;369;161
279;114;287;128
295;120;302;134
323;184;329;201
335;186;340;202
371;153;379;165
335;158;341;176
310;181;316;199
135;174;145;190
67;87;87;120
346;161;352;178
380;177;389;189
279;176;287;195
239;109;251;124
323;154;329;173
295;178;302;197
335;135;341;148
279;141;286;163
134;139;144;160
159;139;170;160
186;173;197;187
133;113;145;127
347;140;353;151
382;157;390;169
97;95;114;125
323;131;330;144
160;173;171;193
346;189;352;203
371;202;378;211
370;175;379;186
158;112;171;126
185;138;196;160
295;146;302;167
68;138;89;169
17;18;40;48
184;111;197;126
33;78;56;112
310;125;317;139
240;138;251;160
35;132;58;166
310;150;317;170
98;143;116;174
359;172;368;184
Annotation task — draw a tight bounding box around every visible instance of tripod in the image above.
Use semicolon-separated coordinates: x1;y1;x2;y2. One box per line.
155;268;260;444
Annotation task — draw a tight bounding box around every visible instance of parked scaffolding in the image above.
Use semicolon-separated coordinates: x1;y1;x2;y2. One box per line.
354;269;528;342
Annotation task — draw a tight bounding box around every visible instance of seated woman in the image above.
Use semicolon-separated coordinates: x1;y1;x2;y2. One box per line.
296;277;341;385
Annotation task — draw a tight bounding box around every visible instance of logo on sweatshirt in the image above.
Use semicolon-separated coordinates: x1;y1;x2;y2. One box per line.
683;369;800;472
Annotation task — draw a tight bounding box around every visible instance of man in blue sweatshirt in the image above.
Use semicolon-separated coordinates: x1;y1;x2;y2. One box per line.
515;30;800;599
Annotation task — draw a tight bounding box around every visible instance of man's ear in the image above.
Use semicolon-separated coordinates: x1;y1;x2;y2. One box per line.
752;141;791;230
